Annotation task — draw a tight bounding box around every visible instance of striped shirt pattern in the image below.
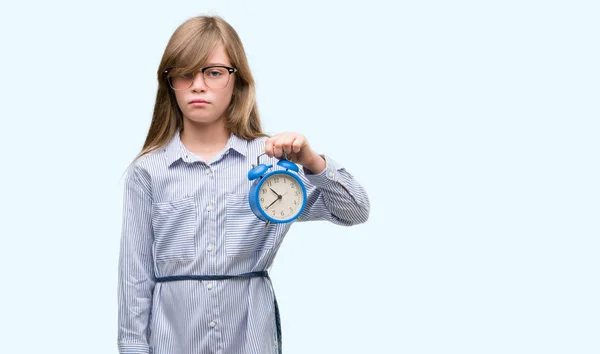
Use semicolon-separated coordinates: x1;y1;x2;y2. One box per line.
117;129;370;354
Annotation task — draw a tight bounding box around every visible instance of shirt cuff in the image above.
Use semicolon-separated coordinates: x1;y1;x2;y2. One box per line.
302;154;340;188
118;342;151;354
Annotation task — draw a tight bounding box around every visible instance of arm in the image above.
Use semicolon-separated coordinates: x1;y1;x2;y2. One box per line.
297;153;370;225
263;132;370;226
117;164;155;354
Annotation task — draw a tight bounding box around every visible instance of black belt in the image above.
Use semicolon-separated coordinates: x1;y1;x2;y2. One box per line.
155;271;282;354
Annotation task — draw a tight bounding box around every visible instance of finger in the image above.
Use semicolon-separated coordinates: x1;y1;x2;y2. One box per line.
282;136;295;155
264;134;279;157
272;136;283;158
292;135;305;153
264;137;274;157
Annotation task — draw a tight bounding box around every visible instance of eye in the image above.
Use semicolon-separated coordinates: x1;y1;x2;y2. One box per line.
172;72;195;81
205;68;228;78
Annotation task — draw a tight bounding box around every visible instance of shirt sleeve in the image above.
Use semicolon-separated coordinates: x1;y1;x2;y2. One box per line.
296;154;370;225
117;164;156;354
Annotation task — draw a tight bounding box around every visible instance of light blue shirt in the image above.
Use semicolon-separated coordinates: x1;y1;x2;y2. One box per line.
117;129;370;353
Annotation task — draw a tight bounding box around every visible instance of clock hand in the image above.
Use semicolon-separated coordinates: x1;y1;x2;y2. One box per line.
265;195;282;210
269;188;281;198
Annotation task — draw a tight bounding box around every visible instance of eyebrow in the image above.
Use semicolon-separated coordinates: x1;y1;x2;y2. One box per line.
203;62;231;67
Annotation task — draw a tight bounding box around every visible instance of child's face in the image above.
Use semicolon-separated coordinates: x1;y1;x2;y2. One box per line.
173;43;236;127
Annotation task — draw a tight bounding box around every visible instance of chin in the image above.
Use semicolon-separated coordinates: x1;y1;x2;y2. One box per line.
184;114;222;125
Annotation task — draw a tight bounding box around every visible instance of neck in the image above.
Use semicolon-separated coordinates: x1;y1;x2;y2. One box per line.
180;118;230;158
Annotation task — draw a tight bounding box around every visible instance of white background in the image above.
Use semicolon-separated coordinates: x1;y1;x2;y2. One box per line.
0;1;598;353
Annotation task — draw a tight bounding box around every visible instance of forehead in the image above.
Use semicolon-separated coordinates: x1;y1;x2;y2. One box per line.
204;43;231;66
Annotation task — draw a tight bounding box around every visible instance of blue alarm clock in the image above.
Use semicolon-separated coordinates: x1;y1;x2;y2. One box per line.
248;151;307;226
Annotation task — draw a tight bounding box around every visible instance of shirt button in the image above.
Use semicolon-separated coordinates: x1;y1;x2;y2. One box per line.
205;169;212;175
207;283;213;290
207;244;214;252
328;171;334;178
207;204;213;212
209;321;216;328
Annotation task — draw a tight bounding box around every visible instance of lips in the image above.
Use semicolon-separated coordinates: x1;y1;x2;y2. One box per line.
190;98;209;104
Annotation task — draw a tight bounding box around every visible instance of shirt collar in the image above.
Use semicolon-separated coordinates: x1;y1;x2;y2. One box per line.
164;128;247;166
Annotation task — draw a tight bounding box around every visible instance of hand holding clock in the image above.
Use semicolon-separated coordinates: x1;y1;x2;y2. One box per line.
264;132;325;174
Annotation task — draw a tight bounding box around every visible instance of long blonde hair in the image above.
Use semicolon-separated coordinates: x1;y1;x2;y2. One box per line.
135;15;266;162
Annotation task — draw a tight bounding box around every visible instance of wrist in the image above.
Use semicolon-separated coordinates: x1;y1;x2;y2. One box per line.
304;153;326;174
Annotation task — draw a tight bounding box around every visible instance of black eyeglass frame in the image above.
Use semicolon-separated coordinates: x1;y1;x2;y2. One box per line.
163;66;238;90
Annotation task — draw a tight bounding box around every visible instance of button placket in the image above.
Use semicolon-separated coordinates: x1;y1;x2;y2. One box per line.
208;165;220;336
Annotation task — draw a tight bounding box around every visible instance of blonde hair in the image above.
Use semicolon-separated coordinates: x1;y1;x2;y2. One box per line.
134;15;267;161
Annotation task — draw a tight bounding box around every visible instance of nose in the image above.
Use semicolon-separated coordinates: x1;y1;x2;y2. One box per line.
190;72;207;92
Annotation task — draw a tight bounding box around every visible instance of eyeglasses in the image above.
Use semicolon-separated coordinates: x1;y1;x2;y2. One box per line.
164;66;237;90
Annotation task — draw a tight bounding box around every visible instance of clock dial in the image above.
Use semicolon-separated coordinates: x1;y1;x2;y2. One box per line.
258;174;304;221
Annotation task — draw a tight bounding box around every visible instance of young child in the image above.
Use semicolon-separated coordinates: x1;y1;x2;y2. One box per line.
118;15;370;354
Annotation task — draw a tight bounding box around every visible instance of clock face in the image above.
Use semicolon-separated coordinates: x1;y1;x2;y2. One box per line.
257;173;305;221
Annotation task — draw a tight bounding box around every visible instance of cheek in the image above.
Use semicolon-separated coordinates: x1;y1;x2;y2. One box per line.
174;92;187;111
215;89;234;107
223;80;235;105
